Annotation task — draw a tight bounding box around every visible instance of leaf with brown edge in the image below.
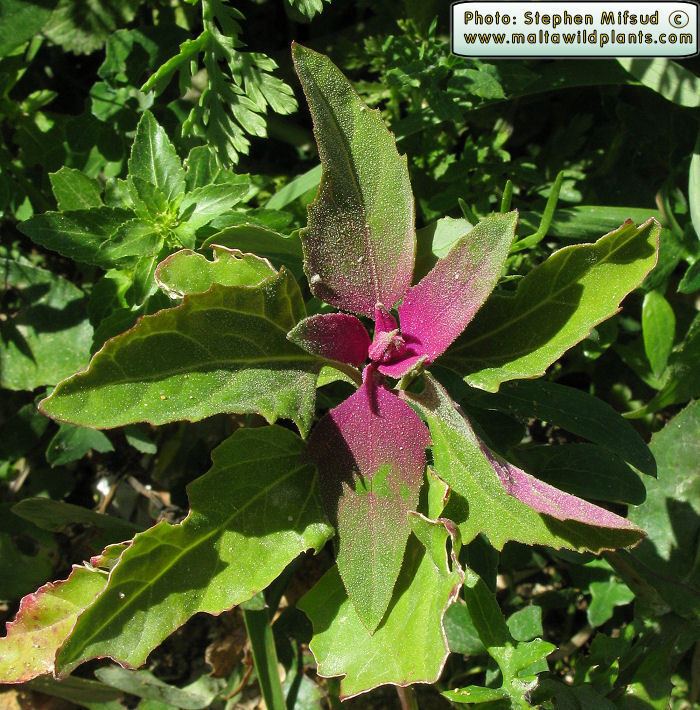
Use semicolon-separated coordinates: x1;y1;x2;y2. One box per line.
292;43;415;317
0;566;108;683
40;268;323;437
298;515;462;699
54;426;333;676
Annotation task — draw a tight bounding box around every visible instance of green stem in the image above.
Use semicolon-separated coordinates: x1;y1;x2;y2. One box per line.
510;170;565;252
242;607;286;710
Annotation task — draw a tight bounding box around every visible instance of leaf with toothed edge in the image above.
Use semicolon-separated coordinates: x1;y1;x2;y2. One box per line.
298;515;462;700
307;367;431;632
0;565;108;684
40;267;323;437
55;426;333;675
292;43;415;317
406;374;644;552
378;212;517;378
443;219;660;392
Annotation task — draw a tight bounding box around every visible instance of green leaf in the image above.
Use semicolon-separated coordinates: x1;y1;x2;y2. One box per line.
414;216;473;282
588;579;634;627
18;207;135;269
40;268;322;436
49;167;103;211
0;565;107;683
642;290;675;377
443;219;660;392
617;58;700;108
46;424;114;467
12;498;141;546
177;180;250;233
408;375;644;553
642;313;700;413
44;0;141;55
442;686;509;704
284;0;330;21
127;111;185;206
0;0;57;58
265;164;321;210
292;43;415;317
0;259;93;391
94;666;215;709
155;247;276;299
204;224;304;278
507;605;543;642
55;426;332;674
690;132;700;240
465;380;655;476
614;401;700;618
298;518;462;699
454;568;555;708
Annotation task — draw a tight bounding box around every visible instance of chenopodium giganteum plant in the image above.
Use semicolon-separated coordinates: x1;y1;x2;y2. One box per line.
2;44;661;700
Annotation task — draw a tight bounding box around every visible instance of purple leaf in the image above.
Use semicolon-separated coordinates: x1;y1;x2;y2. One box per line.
308;366;431;632
486;451;643;531
288;313;370;366
386;213;517;378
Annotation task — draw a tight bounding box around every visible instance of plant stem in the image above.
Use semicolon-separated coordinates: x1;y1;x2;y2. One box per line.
396;685;420;710
242;607;286;710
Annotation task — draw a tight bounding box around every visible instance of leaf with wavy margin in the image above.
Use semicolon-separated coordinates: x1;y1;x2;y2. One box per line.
55;426;333;675
443;219;660;392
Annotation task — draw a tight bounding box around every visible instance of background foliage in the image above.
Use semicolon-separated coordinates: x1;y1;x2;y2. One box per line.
1;0;699;707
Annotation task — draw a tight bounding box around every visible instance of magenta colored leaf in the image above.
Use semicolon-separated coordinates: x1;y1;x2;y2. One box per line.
382;213;517;378
487;451;642;531
288;313;370;366
308;366;431;632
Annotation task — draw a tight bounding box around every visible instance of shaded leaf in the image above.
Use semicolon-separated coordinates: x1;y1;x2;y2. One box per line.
18;207;135;269
298;518;462;699
614;400;700;618
465;379;655;476
94;666;214;709
41;268;321;436
513;444;646;506
642;290;675;377
49;167;102;211
12;498;140;544
408;375;644;552
0;258;93;391
308;369;430;631
46;424;114;467
177;180;250;233
618;58;700;108
292;43;415;316
56;426;333;674
444;219;660;392
203;223;304;278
